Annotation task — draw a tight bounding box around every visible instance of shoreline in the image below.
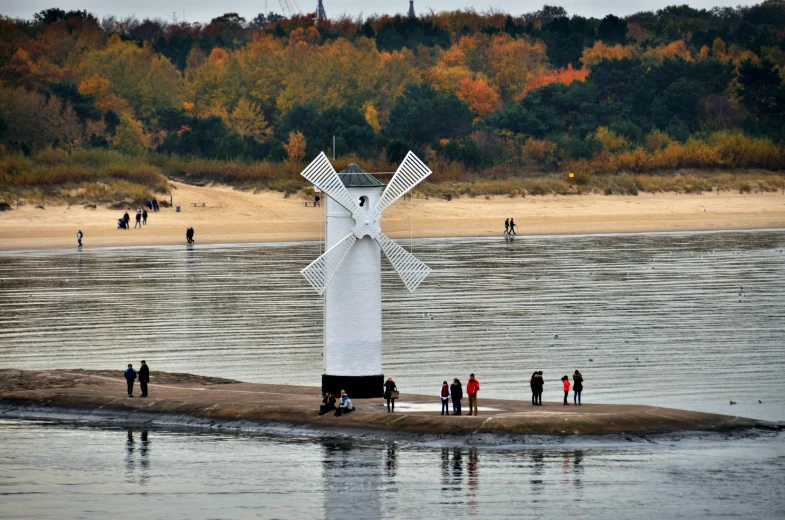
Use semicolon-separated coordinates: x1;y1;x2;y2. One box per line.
1;182;784;251
0;370;767;443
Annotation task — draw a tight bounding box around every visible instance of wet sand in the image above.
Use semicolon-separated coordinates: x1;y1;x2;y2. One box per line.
0;370;761;440
1;182;784;250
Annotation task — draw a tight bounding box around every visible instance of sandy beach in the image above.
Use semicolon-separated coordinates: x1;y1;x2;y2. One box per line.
1;181;784;250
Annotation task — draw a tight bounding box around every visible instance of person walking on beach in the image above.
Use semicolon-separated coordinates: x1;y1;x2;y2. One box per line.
533;371;544;405
384;377;398;412
450;378;463;415
467;373;480;416
142;208;148;225
124;364;137;398
186;227;195;244
134;208;142;229
139;360;150;398
440;381;451;415
573;370;583;405
77;230;83;248
123;211;130;230
561;375;570;405
504;218;509;235
509;218;516;235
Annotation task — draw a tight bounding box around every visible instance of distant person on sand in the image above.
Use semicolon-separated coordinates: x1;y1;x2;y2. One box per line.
142;208;148;225
561;375;570;405
573;370;583;405
509;218;516;235
467;373;480;416
186;227;195;244
77;230;83;248
334;391;355;416
384;377;398;413
530;371;538;405
533;371;544;405
319;392;337;415
124;364;136;398
123;212;130;229
152;199;159;212
450;378;463;415
504;218;509;235
134;208;142;229
139;360;150;398
440;381;451;415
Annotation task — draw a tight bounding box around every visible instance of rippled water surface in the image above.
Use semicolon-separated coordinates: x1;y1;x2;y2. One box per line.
1;230;785;422
1;420;784;519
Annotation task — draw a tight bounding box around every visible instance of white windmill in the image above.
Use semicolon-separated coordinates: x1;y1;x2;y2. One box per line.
300;151;432;398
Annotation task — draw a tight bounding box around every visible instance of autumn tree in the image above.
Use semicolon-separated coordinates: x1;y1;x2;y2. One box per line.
285;130;306;162
228;97;271;142
456;77;502;118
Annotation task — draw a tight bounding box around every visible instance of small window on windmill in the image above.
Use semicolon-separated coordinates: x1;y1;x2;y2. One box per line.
359;196;369;210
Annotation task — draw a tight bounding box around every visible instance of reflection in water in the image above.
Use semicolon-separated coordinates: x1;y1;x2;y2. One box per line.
124;430;150;486
322;443;381;520
1;421;784;519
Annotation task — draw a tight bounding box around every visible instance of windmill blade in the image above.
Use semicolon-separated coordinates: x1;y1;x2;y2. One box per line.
300;233;357;295
375;151;432;213
376;232;431;293
300;152;359;214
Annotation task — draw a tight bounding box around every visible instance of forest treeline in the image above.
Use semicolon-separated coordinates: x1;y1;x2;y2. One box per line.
1;3;784;201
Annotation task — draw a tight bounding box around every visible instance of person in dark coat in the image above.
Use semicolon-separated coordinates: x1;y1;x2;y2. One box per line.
530;371;538;405
134;209;142;229
440;381;451;415
124;364;136;398
449;378;463;415
573;370;583;405
384;377;398;412
319;392;337;415
139;360;150;397
142;208;148;225
532;371;544;405
77;230;83;247
509;218;516;235
186;227;195;244
123;212;130;229
504;218;509;235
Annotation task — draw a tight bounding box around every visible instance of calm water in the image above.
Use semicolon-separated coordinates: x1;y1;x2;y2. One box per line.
1;231;784;421
1;420;784;520
1;231;785;518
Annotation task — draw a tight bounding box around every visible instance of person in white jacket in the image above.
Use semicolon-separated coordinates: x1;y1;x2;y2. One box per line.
439;381;451;415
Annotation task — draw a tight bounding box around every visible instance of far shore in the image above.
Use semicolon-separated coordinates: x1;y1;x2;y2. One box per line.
1;181;784;251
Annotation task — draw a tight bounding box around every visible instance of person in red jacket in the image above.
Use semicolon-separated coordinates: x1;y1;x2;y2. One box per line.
467;373;480;416
561;375;570;405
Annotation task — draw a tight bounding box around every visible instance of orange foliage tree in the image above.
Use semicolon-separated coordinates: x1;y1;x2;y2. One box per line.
456;77;502;118
285;131;306;162
518;64;589;100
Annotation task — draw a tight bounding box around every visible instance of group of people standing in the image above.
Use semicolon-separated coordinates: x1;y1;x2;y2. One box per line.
531;370;584;406
504;218;517;235
123;361;150;398
439;374;481;416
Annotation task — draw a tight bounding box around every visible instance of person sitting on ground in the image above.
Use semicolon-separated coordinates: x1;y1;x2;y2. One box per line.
319;392;337;415
334;391;355;416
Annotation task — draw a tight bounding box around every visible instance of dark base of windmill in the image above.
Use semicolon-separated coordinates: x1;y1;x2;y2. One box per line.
322;374;384;398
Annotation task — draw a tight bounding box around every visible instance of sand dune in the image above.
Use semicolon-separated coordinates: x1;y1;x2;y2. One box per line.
1;181;784;250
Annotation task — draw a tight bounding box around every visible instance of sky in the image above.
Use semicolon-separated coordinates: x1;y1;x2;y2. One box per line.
0;1;759;23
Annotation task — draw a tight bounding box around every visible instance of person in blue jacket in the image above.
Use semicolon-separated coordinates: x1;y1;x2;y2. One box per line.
124;364;136;398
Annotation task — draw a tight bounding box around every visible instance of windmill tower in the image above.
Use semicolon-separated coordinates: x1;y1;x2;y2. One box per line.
316;0;327;21
300;152;432;398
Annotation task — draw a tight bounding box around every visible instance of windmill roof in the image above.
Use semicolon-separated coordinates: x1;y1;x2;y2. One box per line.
338;163;385;187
